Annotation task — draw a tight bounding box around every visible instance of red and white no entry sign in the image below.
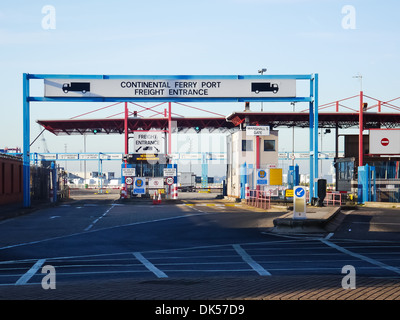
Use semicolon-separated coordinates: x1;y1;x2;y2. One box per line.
381;138;390;146
166;177;174;185
125;176;133;185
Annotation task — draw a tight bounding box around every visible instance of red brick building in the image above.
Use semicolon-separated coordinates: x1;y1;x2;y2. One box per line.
0;154;23;205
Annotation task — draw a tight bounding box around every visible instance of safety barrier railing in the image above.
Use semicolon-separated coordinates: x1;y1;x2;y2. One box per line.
324;192;342;206
245;189;271;210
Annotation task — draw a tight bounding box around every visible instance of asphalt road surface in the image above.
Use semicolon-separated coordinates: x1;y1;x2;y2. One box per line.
1;191;400;288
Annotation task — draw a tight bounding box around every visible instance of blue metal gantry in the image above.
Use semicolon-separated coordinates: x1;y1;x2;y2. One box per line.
22;73;319;207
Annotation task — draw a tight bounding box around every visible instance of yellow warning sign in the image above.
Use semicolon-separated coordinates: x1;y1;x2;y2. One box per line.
269;168;282;185
285;189;294;197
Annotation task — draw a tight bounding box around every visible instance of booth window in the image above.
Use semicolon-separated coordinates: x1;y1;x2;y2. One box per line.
264;140;276;151
242;140;253;151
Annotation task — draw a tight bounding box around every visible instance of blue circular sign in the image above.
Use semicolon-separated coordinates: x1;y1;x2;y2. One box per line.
295;187;305;198
258;170;266;178
135;179;143;187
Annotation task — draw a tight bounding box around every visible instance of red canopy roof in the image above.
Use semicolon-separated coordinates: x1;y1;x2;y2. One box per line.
37;112;400;135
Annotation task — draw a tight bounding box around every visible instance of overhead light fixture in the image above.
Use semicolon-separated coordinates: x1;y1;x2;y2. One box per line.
258;68;267;74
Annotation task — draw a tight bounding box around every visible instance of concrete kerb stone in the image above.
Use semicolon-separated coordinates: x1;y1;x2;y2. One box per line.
272;206;341;233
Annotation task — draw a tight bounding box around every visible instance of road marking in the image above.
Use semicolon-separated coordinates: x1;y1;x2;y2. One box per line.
15;259;46;285
84;204;115;231
324;232;334;240
181;203;240;207
133;252;168;278
321;239;400;275
0;211;218;251
232;244;271;276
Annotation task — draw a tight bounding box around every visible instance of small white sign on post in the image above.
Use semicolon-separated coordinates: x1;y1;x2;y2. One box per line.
163;168;177;177
122;168;136;177
246;126;270;136
293;186;307;219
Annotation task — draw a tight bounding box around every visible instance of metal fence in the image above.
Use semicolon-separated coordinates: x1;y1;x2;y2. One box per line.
30;165;51;202
324;192;343;206
245;189;271;210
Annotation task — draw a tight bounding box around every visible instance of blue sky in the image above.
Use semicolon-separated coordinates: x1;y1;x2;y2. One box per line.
1;0;399;175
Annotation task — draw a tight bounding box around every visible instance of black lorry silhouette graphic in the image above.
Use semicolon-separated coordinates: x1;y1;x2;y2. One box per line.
251;82;279;94
63;82;91;94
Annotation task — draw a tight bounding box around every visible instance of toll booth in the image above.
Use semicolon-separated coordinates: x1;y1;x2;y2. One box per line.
123;153;171;197
288;164;300;189
358;164;376;204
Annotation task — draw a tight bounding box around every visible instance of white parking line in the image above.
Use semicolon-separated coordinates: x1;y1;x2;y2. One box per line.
232;244;271;276
321;239;400;275
133;252;168;278
15;259;46;285
84;204;115;231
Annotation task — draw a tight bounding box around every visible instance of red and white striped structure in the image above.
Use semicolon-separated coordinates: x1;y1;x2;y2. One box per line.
120;185;128;199
172;184;178;200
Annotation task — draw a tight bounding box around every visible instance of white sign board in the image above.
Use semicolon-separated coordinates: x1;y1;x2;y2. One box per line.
370;129;400;155
38;154;57;160
246;126;270;136
180;154;201;160
163;168;177;177
100;153;123;160
293;186;307;219
148;177;164;188
58;154;79;160
134;132;163;154
80;154;99;160
265;186;279;197
44;79;296;99
122;168;136;177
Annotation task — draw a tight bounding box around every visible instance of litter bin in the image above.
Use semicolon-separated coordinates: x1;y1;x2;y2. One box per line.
317;179;327;207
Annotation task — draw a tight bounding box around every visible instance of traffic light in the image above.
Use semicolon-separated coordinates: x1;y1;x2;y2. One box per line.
194;126;201;133
92;129;102;134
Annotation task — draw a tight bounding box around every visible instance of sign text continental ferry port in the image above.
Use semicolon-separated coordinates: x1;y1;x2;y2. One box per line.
120;81;221;96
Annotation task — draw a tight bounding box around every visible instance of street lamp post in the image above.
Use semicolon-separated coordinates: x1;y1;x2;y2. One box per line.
291;102;296;167
258;68;267;112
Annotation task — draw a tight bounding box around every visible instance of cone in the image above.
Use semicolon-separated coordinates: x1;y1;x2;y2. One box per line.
152;191;158;205
157;192;162;204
